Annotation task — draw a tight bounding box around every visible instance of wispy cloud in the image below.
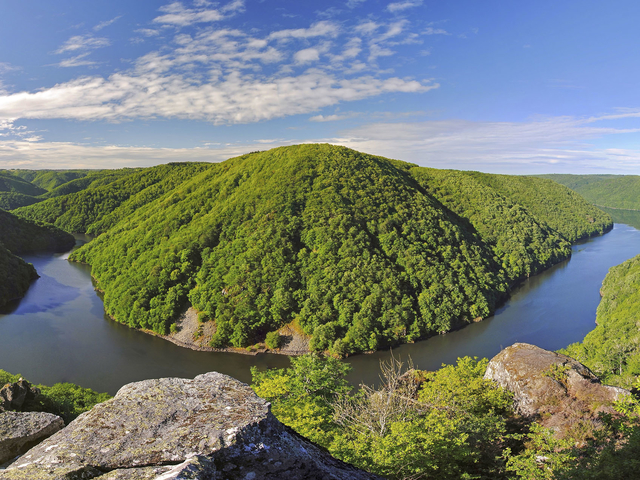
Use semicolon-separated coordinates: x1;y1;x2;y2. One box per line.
135;28;161;37
387;0;423;13
334;115;640;173
55;35;110;54
268;21;340;41
94;16;122;31
153;0;243;27
0;14;435;125
57;53;99;68
2;113;640;172
346;0;367;8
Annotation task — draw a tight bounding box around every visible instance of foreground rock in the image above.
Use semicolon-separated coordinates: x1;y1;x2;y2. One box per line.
485;343;629;438
1;372;378;479
0;412;63;465
0;380;40;412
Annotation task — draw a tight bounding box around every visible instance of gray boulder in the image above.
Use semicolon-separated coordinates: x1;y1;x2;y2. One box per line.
0;411;63;465
1;372;379;479
484;343;629;438
0;380;40;412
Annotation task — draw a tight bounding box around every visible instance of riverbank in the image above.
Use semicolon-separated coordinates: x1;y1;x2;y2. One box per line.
158;306;312;356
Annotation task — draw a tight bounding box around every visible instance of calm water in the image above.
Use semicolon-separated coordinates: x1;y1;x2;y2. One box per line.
1;216;640;394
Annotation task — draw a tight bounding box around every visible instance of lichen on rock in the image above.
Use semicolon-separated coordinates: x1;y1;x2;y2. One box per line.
0;372;378;479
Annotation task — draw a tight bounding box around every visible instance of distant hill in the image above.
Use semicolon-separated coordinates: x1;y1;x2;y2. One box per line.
0;169;140;211
0;173;47;196
0;209;75;255
14;144;611;354
540;174;640;211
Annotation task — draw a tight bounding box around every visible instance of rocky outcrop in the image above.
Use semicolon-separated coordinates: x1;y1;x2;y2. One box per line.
0;412;63;465
0;372;379;479
484;343;629;438
0;380;40;412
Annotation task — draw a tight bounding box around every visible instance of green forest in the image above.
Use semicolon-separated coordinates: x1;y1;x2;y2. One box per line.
540;174;640;211
252;353;640;480
6;144;611;354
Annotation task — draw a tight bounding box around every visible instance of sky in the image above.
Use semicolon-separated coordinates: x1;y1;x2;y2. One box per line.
1;0;640;173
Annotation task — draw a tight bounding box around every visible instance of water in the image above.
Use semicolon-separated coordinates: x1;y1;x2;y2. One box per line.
1;217;639;395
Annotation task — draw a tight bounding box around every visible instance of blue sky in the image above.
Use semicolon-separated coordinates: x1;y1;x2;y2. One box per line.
0;0;639;173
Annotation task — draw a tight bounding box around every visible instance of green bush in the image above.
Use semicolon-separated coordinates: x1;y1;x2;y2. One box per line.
265;331;282;350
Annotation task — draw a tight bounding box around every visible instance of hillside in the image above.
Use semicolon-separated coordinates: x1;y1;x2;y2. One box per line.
0;209;75;255
0;173;47;196
562;253;640;387
540;174;640;210
10;144;606;354
0;244;38;309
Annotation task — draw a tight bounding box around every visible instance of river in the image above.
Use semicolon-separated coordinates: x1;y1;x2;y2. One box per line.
1;214;640;395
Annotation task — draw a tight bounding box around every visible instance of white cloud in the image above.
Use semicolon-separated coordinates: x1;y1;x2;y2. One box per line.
346;0;367;8
0;15;435;126
423;27;449;35
57;53;98;68
0;71;433;125
310;113;358;122
294;48;320;64
135;28;161;37
2;114;640;173
55;35;110;54
268;21;340;41
387;0;423;13
152;0;243;27
333;116;640;173
94;16;122;31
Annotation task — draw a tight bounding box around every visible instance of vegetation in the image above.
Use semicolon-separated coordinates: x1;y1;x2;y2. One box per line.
252;353;640;479
0;192;42;210
0;244;38;308
10;145;610;353
0;369;111;424
562;254;640;388
3;169;96;192
540;174;640;211
0;209;75;254
0;173;47;196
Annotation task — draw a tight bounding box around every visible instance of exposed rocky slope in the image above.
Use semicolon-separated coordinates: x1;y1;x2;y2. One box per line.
0;372;379;479
484;343;629;438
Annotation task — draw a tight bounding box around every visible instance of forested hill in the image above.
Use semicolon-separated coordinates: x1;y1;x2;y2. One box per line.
0;169;136;211
0;210;75;254
0;209;75;307
539;174;640;211
14;145;611;354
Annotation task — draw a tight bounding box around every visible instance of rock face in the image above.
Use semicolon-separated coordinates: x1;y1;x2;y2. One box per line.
0;380;40;412
0;412;63;465
0;372;379;479
484;343;629;438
